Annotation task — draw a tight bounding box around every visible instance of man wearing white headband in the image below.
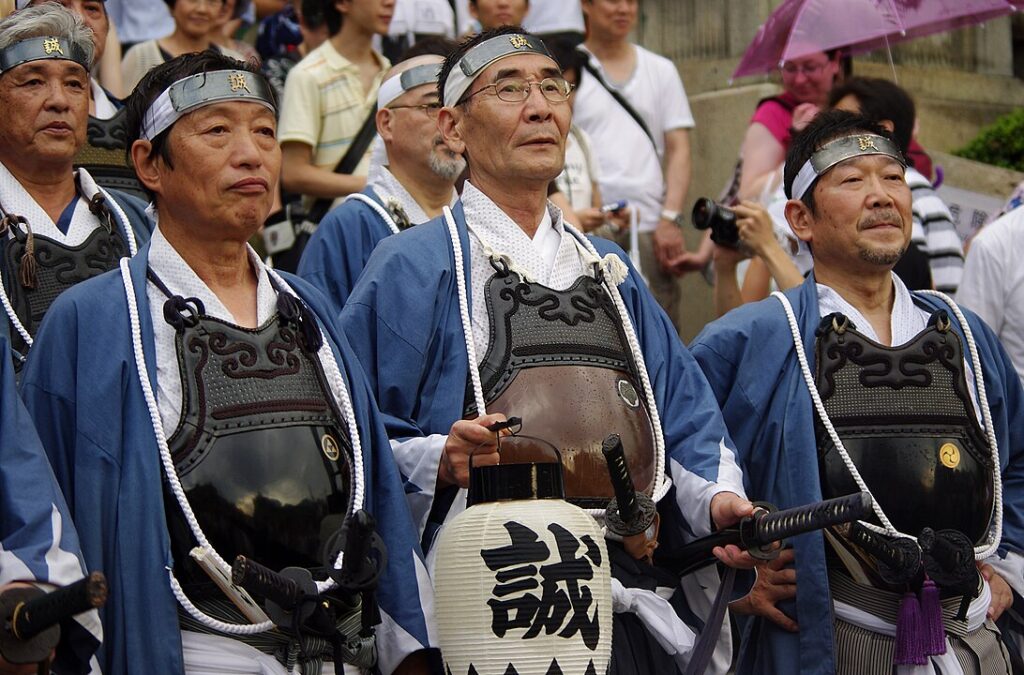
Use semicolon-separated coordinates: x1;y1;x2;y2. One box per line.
22;0;148;201
0;4;150;369
298;53;464;310
20;51;436;675
692;110;1024;675
341;24;758;669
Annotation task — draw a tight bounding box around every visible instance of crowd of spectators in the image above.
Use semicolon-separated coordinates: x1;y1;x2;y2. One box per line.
0;0;1021;673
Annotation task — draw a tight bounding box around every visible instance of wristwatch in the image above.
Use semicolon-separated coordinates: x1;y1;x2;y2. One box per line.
660;209;686;228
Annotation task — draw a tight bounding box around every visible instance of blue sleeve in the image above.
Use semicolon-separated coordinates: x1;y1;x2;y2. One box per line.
297;203;388;314
3;331;100;672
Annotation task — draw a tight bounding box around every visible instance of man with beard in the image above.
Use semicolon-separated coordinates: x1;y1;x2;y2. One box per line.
691;110;1024;674
0;4;149;368
298;53;463;310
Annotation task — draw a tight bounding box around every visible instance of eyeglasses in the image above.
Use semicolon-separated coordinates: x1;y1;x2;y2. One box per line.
780;61;829;77
464;77;574;104
388;102;442;118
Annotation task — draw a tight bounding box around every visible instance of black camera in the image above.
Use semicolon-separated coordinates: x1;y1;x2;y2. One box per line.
692;198;739;248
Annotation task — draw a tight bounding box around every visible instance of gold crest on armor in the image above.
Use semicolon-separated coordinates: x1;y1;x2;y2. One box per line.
858;135;878;151
321;434;341;461
509;35;529;49
939;442;961;469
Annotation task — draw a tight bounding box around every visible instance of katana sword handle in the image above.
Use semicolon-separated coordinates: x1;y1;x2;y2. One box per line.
602;434;638;524
660;492;873;577
743;491;874;549
9;572;107;642
0;572;107;665
232;556;304;611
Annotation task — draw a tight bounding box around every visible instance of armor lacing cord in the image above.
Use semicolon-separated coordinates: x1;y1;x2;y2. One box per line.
0;185;139;351
344;193;401;236
772;290;1003;560
119;259;365;634
443;206;670;515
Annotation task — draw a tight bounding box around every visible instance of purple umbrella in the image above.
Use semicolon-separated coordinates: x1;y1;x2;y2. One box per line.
734;0;1017;79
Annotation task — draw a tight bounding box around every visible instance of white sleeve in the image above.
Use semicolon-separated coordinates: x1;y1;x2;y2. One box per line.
984;550;1024;598
658;57;695;131
389;434;446;537
956;230;1006;332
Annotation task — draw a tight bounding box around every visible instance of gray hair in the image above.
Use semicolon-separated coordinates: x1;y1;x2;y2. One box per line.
0;2;94;66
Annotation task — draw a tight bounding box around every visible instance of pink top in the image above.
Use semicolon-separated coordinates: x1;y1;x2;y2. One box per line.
750;91;800;148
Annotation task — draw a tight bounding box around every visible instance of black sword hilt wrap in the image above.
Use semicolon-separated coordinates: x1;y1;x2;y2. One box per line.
0;571;107;665
9;572;107;642
232;556;305;611
743;491;875;550
602;434;638;523
232;556;321;628
661;492;874;577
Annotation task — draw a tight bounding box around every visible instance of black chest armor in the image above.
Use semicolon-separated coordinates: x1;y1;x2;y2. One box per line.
74;110;147;202
470;260;657;509
815;311;995;546
156;274;354;594
2;200;127;359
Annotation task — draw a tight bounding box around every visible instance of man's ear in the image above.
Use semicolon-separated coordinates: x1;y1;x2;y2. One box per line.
785;198;814;245
130;139;163;195
438;107;467;156
376;108;393;143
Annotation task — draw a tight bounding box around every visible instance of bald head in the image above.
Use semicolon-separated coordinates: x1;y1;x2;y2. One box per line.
376;53;464;187
380;54;444;109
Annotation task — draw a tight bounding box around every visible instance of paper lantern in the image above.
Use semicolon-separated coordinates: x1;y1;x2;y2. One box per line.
433;436;612;675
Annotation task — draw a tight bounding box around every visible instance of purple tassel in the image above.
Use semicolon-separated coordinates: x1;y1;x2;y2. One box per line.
895;591;927;665
920;578;947;656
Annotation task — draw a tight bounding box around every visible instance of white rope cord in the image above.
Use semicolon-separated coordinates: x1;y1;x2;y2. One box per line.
0;278;31;347
772;290;1002;559
920;290;1003;558
568;225;669;506
120;259;366;632
99;186;140;257
442;207;669;513
443;206;486;416
0;187;139;351
343;193;400;236
120;259;273;634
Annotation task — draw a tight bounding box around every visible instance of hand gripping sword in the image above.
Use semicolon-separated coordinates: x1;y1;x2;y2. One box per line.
659;492;875;576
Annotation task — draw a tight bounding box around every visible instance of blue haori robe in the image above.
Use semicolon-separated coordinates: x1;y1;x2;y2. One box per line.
18;243;436;675
297;187;401;313
340;200;746;553
0;332;100;674
690;274;1024;675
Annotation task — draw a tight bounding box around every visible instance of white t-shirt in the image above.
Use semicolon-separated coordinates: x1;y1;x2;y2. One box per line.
453;0;474;34
573;44;695;232
389;0;456;37
956;207;1024;386
523;2;585;34
555;125;600;211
